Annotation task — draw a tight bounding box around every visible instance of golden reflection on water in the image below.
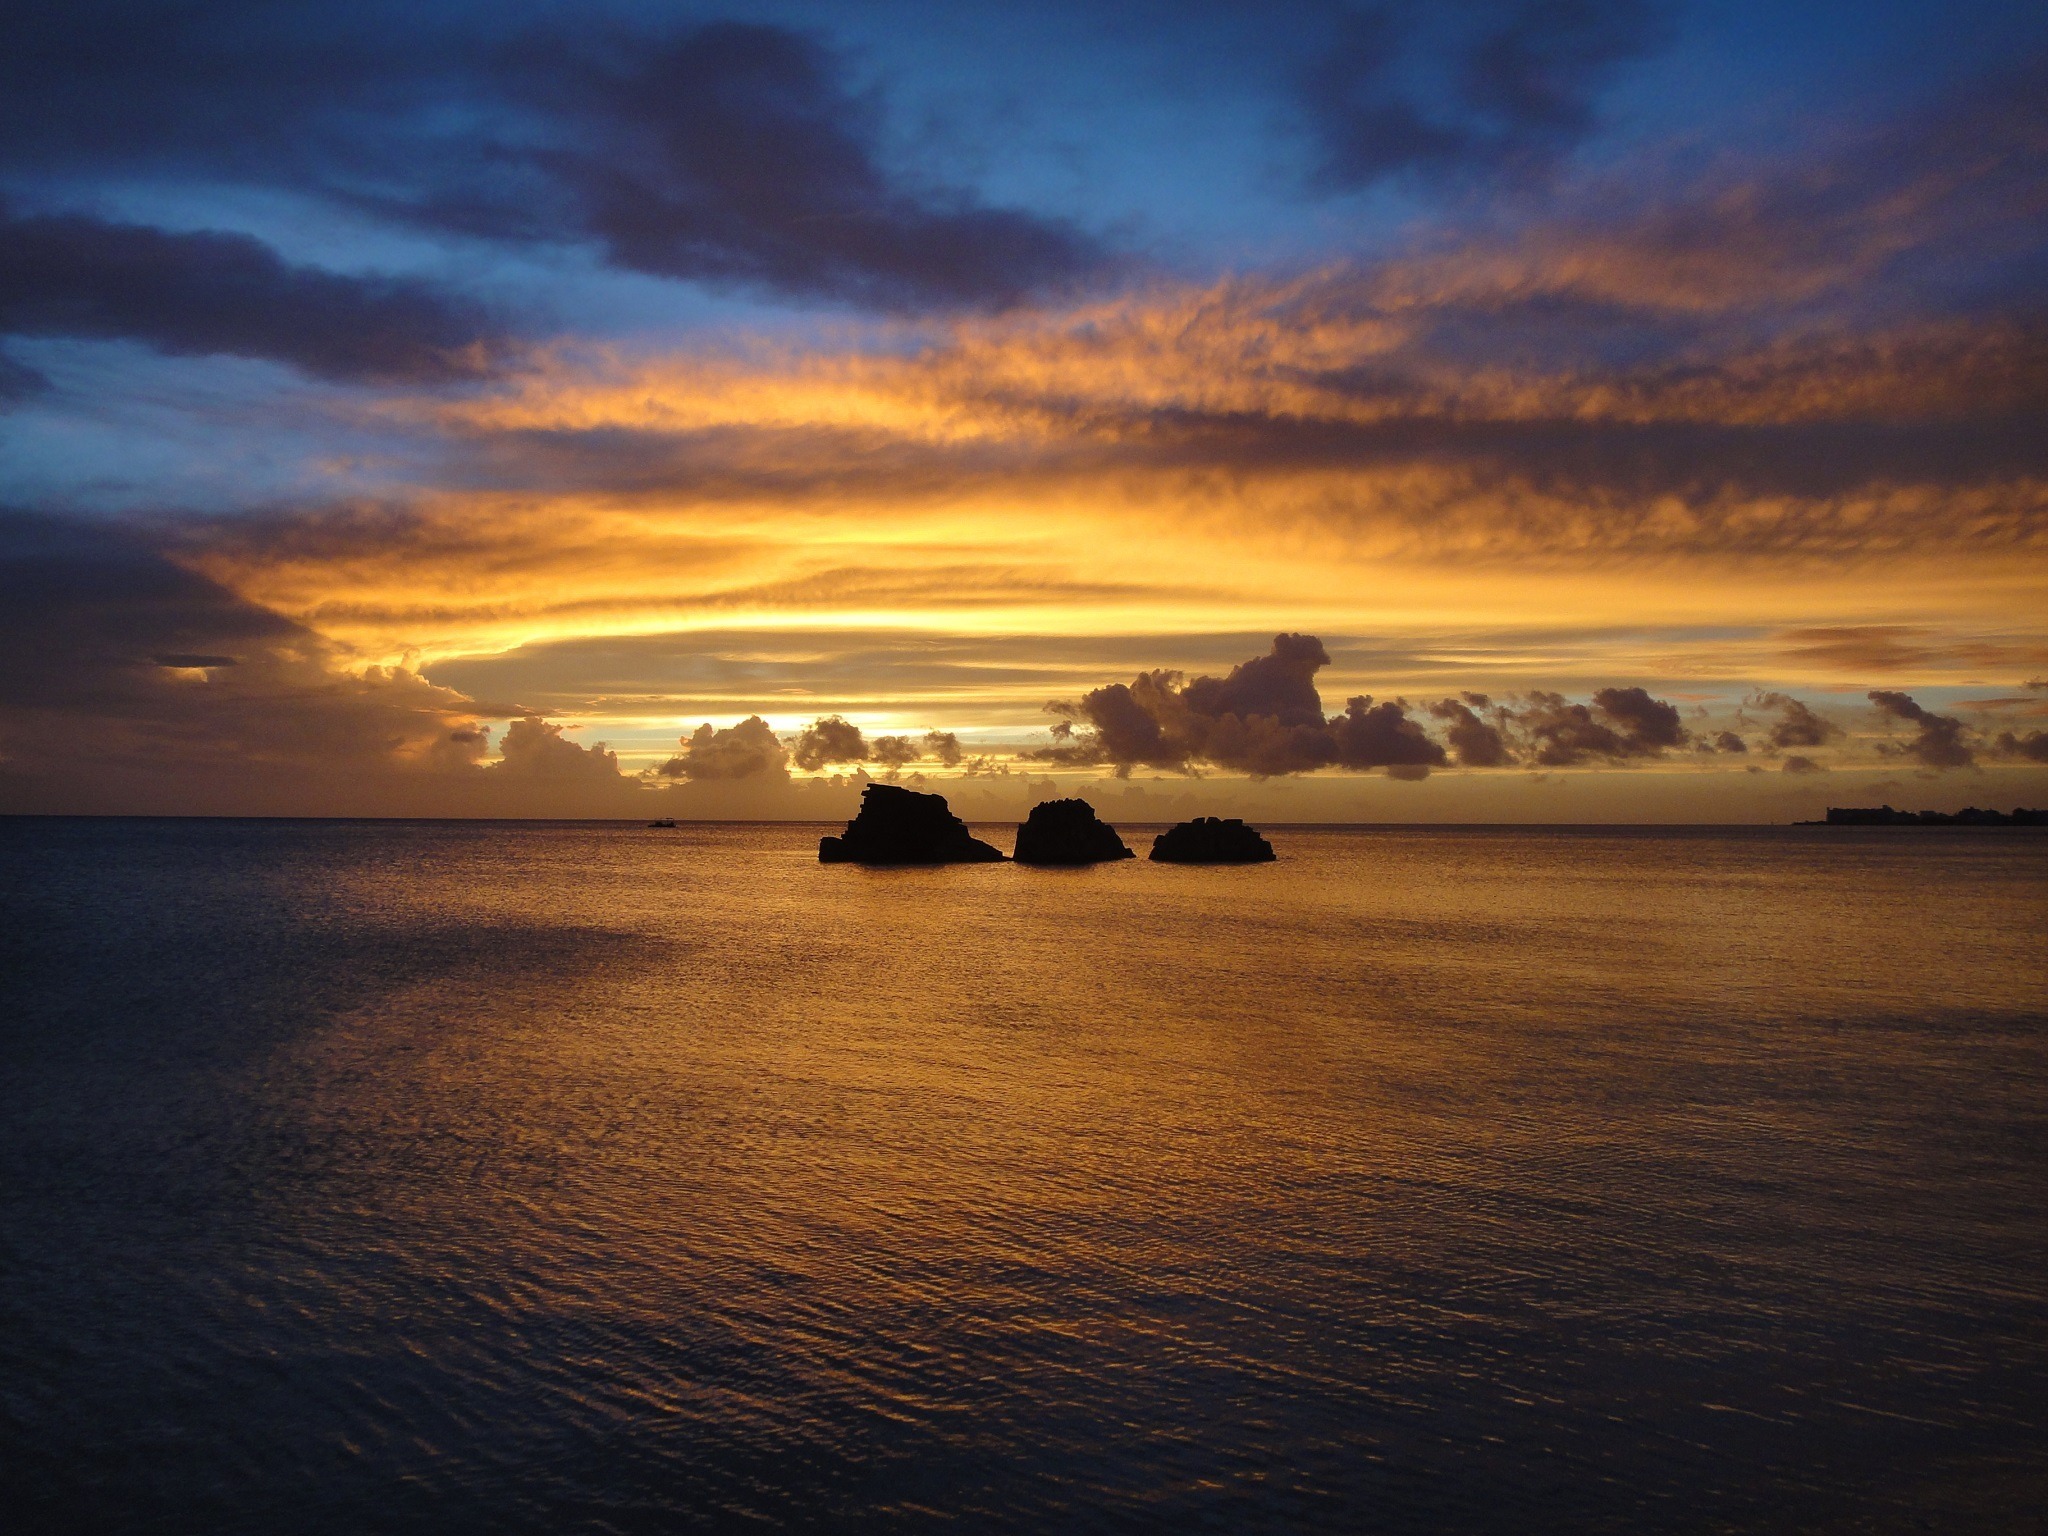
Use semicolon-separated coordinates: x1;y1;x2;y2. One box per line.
2;822;2044;1532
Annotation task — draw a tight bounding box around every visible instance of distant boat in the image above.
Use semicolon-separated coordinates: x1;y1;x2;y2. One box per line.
648;818;678;828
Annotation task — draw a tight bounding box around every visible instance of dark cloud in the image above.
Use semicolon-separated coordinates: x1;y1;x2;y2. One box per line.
0;10;1108;314
1590;685;1685;748
1994;729;2048;762
1035;633;1445;778
152;652;239;669
1781;754;1825;774
0;508;298;711
1063;406;2048;522
1428;694;1515;765
1331;694;1448;773
1750;691;1840;750
0;508;502;809
1182;630;1329;727
1868;689;1975;769
1043;673;1182;770
0;204;504;384
790;714;869;771
1509;693;1631;765
509;23;1109;310
861;729;964;774
1301;0;1671;189
869;735;920;778
1194;709;1339;775
660;716;788;780
1512;686;1687;766
1031;636;1706;778
1707;730;1747;754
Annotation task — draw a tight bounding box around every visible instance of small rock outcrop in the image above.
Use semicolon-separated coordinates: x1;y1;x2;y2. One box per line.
1013;799;1135;866
1149;817;1276;864
819;783;1006;865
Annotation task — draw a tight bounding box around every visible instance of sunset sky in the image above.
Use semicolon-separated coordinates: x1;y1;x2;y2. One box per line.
4;0;2045;819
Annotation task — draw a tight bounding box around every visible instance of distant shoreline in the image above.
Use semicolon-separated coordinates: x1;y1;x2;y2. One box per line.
1800;806;2047;827
5;814;2046;830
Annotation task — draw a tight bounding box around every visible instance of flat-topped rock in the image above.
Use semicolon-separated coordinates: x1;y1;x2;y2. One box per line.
819;783;1006;865
1013;798;1135;866
1149;817;1275;864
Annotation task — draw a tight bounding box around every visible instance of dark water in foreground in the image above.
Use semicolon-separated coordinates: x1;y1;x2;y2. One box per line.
2;819;2044;1534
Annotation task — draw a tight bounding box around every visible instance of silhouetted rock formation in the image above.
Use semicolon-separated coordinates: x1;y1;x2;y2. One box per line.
1013;798;1135;865
1815;805;2048;826
819;783;1006;864
1149;817;1275;863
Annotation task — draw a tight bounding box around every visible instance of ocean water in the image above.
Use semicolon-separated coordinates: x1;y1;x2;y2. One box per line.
1;818;2043;1534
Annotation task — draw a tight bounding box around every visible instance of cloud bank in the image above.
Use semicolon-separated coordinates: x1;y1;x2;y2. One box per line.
1029;633;1722;779
1;514;2032;817
0;203;506;387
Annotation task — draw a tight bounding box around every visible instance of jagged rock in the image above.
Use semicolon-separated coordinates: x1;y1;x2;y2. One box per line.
1149;817;1275;864
1013;798;1135;865
819;783;1006;864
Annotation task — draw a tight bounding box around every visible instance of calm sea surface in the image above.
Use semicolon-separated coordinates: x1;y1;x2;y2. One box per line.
2;819;2044;1533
